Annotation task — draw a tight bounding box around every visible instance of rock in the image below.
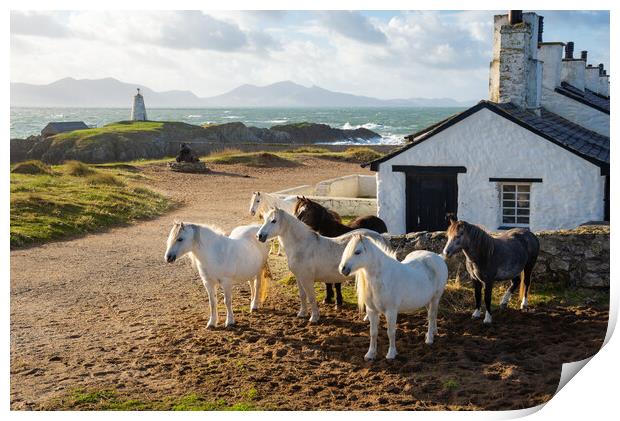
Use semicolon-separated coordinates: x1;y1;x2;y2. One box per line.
167;162;210;173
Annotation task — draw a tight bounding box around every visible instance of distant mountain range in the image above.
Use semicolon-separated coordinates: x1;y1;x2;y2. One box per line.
10;77;475;108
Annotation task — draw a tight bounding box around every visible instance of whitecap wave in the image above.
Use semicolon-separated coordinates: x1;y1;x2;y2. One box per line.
222;115;243;119
187;114;202;118
266;119;288;124
341;122;383;130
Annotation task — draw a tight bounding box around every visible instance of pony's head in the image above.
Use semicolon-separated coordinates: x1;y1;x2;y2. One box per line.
294;196;326;230
256;208;284;243
339;234;367;276
443;215;466;258
249;191;261;216
164;221;196;263
444;216;493;259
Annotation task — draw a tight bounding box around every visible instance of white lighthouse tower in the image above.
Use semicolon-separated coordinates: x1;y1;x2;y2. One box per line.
130;88;147;121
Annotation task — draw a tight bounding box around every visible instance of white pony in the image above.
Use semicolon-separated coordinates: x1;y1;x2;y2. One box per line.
256;208;387;323
249;191;297;255
164;221;270;328
249;191;297;217
339;234;448;360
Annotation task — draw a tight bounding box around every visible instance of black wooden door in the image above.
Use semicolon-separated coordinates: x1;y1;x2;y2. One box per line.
406;174;458;232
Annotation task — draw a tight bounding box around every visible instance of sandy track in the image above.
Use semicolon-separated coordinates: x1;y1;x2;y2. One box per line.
10;158;607;410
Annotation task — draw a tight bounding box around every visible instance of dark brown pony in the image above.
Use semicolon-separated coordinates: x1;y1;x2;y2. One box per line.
443;216;539;324
294;196;388;307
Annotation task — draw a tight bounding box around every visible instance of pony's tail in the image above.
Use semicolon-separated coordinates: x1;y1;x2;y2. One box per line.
518;271;526;302
259;262;271;305
356;270;368;315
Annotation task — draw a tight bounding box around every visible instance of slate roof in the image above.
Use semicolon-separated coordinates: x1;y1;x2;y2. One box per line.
42;121;89;134
555;82;610;114
364;100;609;172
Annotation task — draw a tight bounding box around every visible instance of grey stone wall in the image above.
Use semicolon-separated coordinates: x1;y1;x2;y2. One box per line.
388;225;609;288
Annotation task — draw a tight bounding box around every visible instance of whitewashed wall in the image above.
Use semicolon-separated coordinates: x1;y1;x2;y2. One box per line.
541;88;610;136
377;108;605;234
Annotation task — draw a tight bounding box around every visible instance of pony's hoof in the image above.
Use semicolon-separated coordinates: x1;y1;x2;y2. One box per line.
425;335;434;345
322;298;334;305
471;309;481;319
364;352;376;361
483;312;492;325
206;321;217;329
250;306;259;313
296;311;307;318
386;351;398;360
308;316;320;324
225;321;236;328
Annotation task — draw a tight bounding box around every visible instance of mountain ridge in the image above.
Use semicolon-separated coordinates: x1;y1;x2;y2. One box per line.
11;77;475;108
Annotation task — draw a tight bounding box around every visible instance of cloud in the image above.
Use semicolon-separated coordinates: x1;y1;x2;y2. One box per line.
159;11;248;51
10;11;71;38
318;11;387;44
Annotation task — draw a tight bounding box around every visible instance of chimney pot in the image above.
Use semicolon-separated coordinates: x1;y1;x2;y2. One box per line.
509;10;523;25
580;50;588;61
599;63;604;76
565;42;574;59
537;16;544;43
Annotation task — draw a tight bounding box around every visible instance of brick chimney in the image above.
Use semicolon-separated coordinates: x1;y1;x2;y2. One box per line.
489;11;542;111
561;42;586;91
585;65;601;93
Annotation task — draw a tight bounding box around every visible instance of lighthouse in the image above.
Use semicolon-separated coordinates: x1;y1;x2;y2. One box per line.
130;88;147;121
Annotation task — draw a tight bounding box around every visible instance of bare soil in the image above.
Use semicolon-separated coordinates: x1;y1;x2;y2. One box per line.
10;158;608;410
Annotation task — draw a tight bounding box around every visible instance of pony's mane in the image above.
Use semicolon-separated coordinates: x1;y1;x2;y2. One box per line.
461;221;495;259
358;234;397;260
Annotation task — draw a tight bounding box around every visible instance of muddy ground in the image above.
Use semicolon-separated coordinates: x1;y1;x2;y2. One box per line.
10;158;608;410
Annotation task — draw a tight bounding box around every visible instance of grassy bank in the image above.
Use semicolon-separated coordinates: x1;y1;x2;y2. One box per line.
201;146;383;166
10;160;173;248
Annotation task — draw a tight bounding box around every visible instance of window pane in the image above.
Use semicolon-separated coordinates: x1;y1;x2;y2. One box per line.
503;200;515;208
503;208;515;216
517;216;529;224
517;192;530;201
518;185;530;192
517;200;529;208
503;192;515;200
517;208;529;215
503;216;516;224
503;185;516;192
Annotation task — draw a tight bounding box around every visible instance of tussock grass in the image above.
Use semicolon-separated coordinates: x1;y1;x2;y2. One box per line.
86;172;125;186
341;147;383;163
286;146;331;154
10;167;172;248
64;160;95;176
11;160;54;175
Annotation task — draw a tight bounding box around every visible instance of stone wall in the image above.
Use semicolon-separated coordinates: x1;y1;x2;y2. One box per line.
388;225;609;288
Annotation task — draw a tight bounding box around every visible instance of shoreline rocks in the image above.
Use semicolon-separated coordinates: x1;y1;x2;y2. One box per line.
10;120;381;164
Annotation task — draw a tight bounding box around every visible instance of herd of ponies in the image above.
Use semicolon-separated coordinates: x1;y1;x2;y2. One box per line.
165;191;540;360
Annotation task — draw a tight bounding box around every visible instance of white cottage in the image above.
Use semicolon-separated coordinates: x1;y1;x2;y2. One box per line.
365;11;610;235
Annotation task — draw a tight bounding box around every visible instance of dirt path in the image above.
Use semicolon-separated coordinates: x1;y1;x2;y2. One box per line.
10;158;607;410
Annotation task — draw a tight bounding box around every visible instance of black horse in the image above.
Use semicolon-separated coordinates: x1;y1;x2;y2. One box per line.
294;196;388;307
443;216;539;324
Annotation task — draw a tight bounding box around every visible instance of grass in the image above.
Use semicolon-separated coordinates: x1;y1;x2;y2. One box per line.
51;121;165;144
443;379;459;391
10;161;173;248
11;160;54;175
51;389;259;411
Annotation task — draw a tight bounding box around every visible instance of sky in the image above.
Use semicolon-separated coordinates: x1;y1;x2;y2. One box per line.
10;10;610;101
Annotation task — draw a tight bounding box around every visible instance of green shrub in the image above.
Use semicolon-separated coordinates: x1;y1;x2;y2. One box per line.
11;160;54;175
64;160;95;176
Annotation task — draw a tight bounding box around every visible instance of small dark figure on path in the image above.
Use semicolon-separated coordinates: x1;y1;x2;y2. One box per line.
176;143;199;163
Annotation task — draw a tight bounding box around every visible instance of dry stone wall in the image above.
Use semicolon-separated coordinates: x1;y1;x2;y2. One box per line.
388;225;609;288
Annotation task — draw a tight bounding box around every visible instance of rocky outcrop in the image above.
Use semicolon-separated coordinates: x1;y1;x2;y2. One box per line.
10;121;381;164
389;225;609;288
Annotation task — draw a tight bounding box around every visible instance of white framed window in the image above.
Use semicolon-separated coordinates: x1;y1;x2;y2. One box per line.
500;183;531;227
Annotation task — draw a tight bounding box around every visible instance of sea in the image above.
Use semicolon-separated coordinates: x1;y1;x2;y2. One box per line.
10;107;466;144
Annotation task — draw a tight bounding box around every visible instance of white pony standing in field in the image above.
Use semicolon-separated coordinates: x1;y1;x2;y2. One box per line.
339;234;449;360
164;221;270;328
256;208;387;323
249;191;297;255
